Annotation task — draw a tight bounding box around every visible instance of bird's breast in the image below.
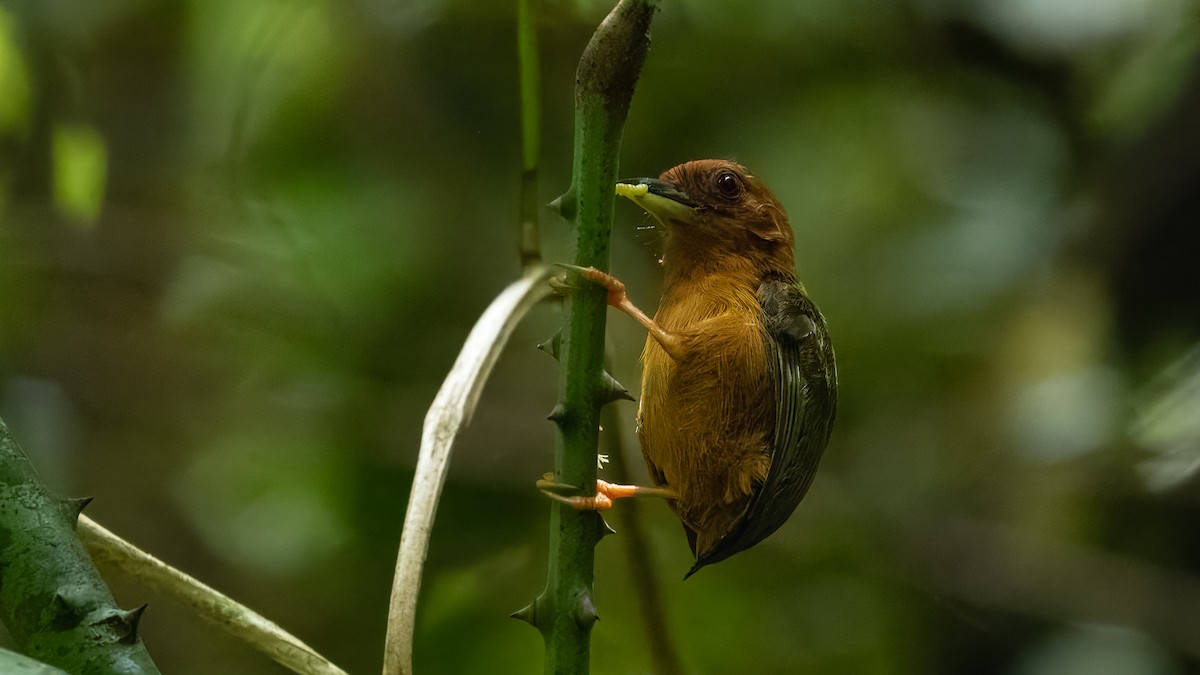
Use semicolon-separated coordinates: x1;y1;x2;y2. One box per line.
636;277;775;544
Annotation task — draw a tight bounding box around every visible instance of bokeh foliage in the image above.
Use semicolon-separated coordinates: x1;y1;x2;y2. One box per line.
1;0;1199;673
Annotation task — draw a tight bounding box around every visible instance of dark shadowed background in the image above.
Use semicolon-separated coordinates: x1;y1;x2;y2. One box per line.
2;0;1200;673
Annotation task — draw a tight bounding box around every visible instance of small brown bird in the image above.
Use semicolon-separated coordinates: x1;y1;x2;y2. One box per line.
550;159;837;576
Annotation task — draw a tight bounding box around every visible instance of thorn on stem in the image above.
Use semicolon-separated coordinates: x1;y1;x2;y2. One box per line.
546;403;569;424
510;603;536;625
597;513;617;541
599;370;634;403
116;604;148;644
548;188;577;220
536;331;562;360
62;496;94;529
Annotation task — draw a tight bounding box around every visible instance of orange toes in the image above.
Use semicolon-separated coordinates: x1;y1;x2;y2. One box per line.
538;478;677;510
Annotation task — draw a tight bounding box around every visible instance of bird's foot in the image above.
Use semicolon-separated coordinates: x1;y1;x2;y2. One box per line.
536;473;677;510
551;263;628;309
550;263;686;361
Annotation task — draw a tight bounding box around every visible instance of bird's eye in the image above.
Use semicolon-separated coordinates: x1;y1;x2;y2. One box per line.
715;171;741;200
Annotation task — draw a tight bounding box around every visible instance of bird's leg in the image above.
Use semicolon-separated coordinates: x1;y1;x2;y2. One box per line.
537;473;678;510
552;263;686;361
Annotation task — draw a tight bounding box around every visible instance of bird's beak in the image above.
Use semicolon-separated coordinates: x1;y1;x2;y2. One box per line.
615;178;697;227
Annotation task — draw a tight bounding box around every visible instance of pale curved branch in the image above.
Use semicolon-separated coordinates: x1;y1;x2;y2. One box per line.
382;267;553;675
79;516;347;675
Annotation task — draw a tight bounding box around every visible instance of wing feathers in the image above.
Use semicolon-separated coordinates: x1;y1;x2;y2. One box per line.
690;278;837;571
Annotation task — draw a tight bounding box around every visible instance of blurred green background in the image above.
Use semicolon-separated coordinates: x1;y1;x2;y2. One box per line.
2;0;1200;673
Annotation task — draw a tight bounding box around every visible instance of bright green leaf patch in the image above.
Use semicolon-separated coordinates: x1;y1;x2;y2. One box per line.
52;123;108;226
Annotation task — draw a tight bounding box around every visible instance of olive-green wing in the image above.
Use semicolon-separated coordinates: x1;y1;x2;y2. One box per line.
688;278;837;575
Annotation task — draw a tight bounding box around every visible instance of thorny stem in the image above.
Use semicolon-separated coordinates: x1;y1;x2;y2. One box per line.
521;1;659;673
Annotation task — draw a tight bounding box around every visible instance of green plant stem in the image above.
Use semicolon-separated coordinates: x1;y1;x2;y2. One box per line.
0;647;69;674
0;417;161;675
530;1;658;672
517;0;542;269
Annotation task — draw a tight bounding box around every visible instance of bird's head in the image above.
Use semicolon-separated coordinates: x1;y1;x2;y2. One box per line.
617;159;794;274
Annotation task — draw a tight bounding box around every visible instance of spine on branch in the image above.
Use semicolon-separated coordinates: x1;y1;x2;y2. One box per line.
0;418;161;675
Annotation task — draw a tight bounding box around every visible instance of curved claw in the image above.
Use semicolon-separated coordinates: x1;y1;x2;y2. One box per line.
550;262;595;277
537;474;613;509
536;473;578;495
540;488;615;510
535;476;678;511
549;263;612;297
